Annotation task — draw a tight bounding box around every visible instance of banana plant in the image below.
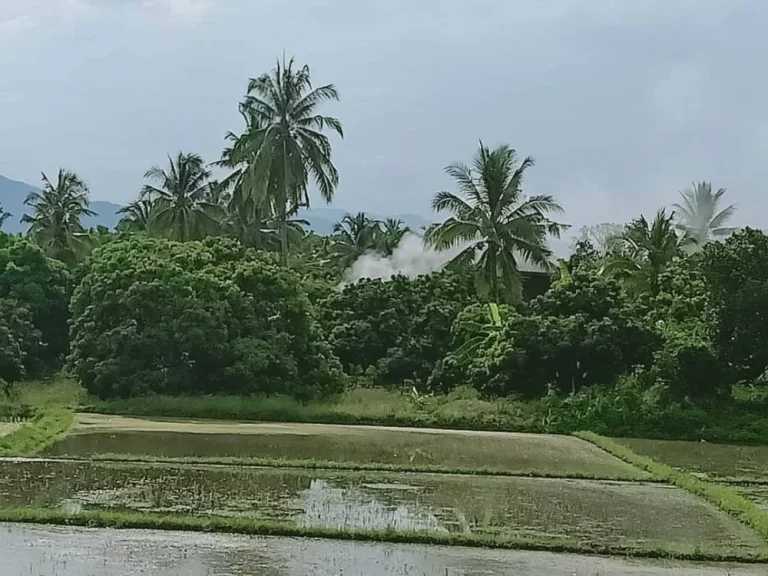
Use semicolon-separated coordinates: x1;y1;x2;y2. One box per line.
453;302;504;361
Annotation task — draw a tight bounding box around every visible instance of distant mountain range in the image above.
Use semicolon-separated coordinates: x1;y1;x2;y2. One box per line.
0;175;429;235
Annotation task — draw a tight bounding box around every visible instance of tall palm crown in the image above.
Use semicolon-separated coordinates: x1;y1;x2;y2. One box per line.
140;152;222;242
0;204;10;230
331;212;381;270
672;182;737;250
22;169;96;263
604;209;688;295
231;57;343;263
379;218;410;256
117;199;153;233
425;142;566;303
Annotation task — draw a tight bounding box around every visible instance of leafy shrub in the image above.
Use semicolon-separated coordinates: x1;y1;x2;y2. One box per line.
439;274;657;398
0;299;41;382
320;271;476;386
69;236;343;399
701;228;768;383
0;233;71;372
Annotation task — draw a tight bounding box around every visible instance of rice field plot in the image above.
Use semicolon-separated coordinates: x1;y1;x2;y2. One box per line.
0;458;763;557
45;413;645;479
619;438;768;482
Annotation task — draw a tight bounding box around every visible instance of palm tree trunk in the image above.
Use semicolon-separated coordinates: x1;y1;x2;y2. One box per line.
280;141;289;266
488;249;499;302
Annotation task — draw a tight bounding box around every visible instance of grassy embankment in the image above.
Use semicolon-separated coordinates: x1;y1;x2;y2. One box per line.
75;453;652;482
0;378;82;456
577;432;768;542
84;384;768;444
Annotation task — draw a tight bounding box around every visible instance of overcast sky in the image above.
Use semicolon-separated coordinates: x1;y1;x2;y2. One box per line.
1;0;767;241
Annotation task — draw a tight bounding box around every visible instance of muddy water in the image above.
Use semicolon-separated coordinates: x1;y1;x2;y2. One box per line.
0;459;764;556
2;523;764;576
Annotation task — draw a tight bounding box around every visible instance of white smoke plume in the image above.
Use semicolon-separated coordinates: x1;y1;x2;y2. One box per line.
343;233;470;283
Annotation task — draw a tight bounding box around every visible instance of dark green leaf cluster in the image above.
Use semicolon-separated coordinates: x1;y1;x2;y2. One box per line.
69;236;343;399
702;228;768;383
0;233;71;379
319;271;477;385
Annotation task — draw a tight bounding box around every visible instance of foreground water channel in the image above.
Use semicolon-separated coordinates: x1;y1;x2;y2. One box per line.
3;523;765;576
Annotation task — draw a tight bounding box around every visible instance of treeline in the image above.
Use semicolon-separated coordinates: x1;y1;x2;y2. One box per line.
2;57;767;440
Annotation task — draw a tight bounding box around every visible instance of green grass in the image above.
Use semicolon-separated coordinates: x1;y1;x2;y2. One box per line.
576;432;768;542
1;507;766;563
82;386;546;431
0;410;75;456
60;452;652;482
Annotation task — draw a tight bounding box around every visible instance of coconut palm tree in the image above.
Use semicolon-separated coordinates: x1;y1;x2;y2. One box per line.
425;142;566;303
229;56;343;264
140;152;223;242
116;199;153;233
672;182;737;251
0;204;11;230
330;212;381;270
603;209;688;295
22;169;96;263
378;218;410;256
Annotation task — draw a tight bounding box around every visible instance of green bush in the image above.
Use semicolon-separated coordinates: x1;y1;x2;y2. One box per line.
0;298;41;381
320;271;476;386
440;274;657;398
69;236;343;399
0;233;71;373
702;228;768;383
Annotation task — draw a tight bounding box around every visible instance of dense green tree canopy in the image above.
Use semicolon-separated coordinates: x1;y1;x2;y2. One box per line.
701;228;768;383
69;236;342;398
0;232;71;373
319;271;477;385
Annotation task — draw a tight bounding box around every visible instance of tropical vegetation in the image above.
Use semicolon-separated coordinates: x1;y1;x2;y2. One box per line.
425;142;566;303
3;55;767;443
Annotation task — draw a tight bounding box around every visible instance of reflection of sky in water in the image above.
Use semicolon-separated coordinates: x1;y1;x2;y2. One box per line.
299;479;445;532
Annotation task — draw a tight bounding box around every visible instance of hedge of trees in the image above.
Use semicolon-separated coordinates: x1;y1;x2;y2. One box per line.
2;56;766;416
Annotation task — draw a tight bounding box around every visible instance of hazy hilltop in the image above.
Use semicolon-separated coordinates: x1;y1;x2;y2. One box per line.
0;175;429;235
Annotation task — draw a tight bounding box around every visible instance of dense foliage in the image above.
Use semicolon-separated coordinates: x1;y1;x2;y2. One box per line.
0;233;71;380
69;236;342;399
320;271;476;385
702;228;768;383
8;55;768;443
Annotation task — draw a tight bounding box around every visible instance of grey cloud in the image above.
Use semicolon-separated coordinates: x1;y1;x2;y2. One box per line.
1;0;767;247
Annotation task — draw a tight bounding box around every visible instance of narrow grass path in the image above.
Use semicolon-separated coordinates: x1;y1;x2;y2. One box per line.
576;432;768;543
0;410;74;456
24;452;659;482
2;507;767;564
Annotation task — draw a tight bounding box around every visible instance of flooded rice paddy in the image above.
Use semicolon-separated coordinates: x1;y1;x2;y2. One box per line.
6;414;768;572
0;458;764;555
619;438;768;481
3;522;767;576
47;414;645;479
